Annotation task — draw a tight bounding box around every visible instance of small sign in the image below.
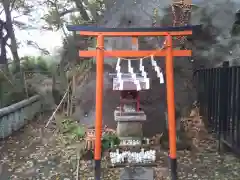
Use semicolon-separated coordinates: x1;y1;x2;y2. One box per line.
120;139;141;146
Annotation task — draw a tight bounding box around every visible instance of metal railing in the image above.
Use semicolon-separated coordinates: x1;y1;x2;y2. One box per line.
194;64;240;154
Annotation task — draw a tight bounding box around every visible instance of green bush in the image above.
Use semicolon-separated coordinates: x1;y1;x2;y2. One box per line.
20;56;52;74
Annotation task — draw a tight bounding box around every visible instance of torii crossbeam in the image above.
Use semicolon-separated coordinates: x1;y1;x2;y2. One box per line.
67;24;201;180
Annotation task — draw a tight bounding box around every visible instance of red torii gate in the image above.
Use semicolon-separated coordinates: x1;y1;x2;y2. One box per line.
67;25;201;180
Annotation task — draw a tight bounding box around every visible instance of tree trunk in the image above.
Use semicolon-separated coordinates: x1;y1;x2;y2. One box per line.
2;0;21;73
0;21;8;68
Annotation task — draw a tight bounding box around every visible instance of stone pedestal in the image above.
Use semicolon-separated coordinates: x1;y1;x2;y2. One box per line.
117;122;143;137
114;110;146;145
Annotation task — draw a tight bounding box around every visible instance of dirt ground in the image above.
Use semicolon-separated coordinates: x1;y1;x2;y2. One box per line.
0;112;240;180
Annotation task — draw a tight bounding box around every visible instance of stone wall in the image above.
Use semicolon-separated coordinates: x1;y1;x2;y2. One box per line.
0;95;42;138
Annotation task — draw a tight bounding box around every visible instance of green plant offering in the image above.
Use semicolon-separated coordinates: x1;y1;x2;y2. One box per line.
101;133;120;151
58;117;86;144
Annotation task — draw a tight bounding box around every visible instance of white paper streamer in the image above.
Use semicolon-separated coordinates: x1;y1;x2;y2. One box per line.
115;55;164;90
116;58;121;73
116;58;123;90
151;55;164;84
128;60;141;91
159;72;164;84
139;58;147;78
139;58;149;89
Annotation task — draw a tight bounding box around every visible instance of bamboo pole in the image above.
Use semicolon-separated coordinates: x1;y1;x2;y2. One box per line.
23;72;29;98
76;149;80;180
66;82;70;116
69;75;76;116
45;65;92;128
45;81;72;128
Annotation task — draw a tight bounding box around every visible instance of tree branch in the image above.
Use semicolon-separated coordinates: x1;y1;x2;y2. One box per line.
59;8;79;17
72;0;90;21
47;0;71;38
0;9;4;15
10;0;17;12
45;0;56;7
6;43;11;48
26;40;50;55
13;14;24;20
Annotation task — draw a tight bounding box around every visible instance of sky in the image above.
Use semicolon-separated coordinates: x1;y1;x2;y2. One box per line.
15;29;62;57
13;12;63;57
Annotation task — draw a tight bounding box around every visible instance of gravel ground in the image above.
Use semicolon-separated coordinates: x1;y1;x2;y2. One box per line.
0;113;240;180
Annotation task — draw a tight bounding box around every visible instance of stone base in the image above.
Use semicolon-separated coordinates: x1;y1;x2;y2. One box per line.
117;121;143;137
120;167;154;180
114;110;146;122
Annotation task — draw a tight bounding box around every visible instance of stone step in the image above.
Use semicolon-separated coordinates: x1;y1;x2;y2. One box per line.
120;167;154;180
108;163;157;168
